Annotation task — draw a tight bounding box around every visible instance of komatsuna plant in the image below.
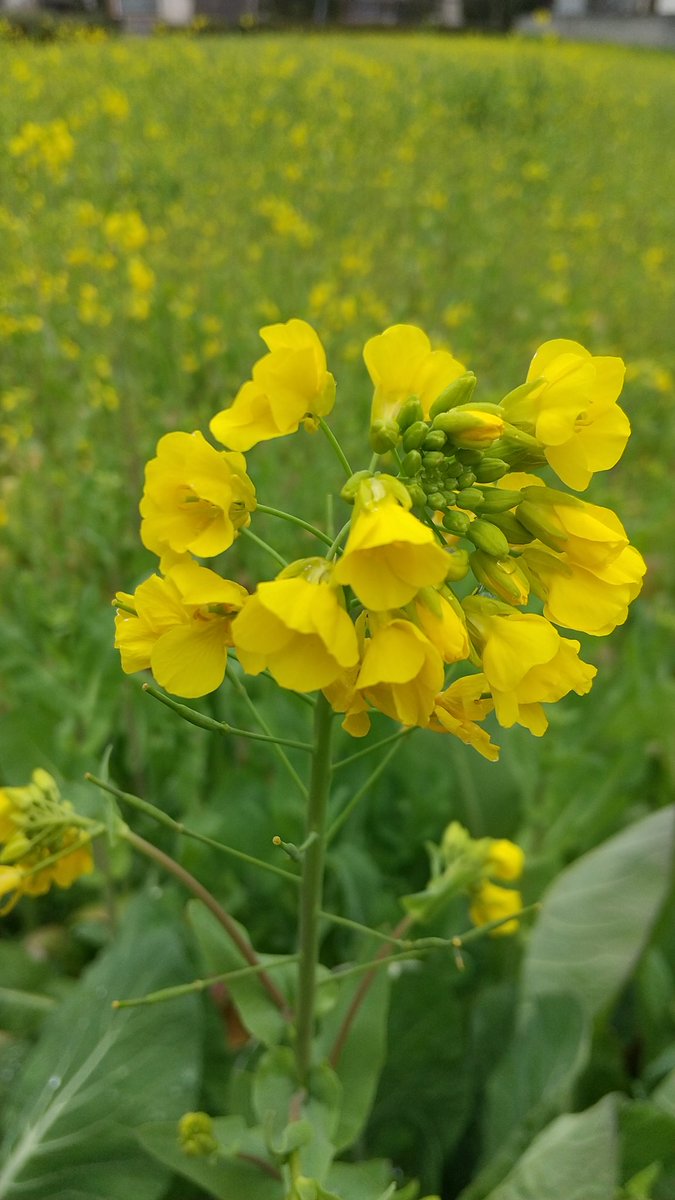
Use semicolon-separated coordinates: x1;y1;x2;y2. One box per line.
0;319;646;1198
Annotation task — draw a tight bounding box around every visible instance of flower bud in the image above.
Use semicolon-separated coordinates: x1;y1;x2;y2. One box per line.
475;487;523;514
456;487;484;510
442;510;471;535
466;519;510;558
432;407;504;450
401;449;422;476
178;1112;218;1157
402;420;430;452
457;468;476;488
444;548;470;580
470;550;530;604
369;419;399;454
474;457;511;483
423;450;445;469
406;482;427;507
396;395;424;432
456;447;484;466
427;491;446;510
488;511;535;545
1;834;31;864
423;429;447;452
428;371;477;419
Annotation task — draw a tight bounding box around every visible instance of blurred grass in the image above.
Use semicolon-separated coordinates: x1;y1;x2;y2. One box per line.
0;30;673;875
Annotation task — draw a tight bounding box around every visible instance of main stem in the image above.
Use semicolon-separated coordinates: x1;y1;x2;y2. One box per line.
295;691;334;1085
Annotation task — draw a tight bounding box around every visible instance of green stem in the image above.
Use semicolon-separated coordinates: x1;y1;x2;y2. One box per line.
227;671;308;801
113;955;301;1010
295;692;334;1085
240;525;288;568
317;416;353;478
85;774;299;885
332;726;412;771
256;504;333;549
143;684;312;752
325;519;351;562
326;740;404;845
124;828;291;1019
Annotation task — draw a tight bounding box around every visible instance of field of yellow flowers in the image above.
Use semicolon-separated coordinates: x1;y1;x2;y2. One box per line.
1;29;675;1200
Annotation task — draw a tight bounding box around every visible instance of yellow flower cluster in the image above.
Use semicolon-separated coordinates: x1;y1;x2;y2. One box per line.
115;319;644;760
0;770;93;915
8;118;75;180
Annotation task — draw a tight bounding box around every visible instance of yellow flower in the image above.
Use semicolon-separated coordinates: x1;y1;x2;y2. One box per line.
469;881;522;936
412;589;470;664
355;616;444;727
232;562;358;693
333;481;449;610
463;596;597;736
503;339;630;491
140;431;256;561
0;865;23;916
363;323;465;426
485;839;525;882
517;483;629;569
428;675;500;762
210;319;335;452
520;542;646;636
115;560;247;698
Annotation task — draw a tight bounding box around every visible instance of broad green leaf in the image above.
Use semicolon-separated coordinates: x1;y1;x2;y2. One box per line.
187;899;296;1047
482;993;591;1159
325;1159;392;1199
522;807;675;1019
653;1066;675;1118
619;1100;675;1183
317;958;390;1153
0;896;202;1200
252;1046;340;1181
483;1095;619;1200
137;1119;281;1200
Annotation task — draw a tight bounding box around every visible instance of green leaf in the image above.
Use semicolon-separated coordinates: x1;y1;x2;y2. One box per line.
620;1100;675;1183
252;1046;340;1181
482;1095;619;1200
317;958;390;1153
482;993;591;1160
652;1066;675;1118
522;807;675;1019
137;1119;281;1200
0;895;202;1200
187;898;295;1047
325;1159;393;1200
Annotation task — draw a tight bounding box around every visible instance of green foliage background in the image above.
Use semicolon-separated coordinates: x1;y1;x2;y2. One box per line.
0;29;674;1199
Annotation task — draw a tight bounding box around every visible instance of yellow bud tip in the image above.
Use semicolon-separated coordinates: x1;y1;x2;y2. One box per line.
272;835;282;846
111;1000;121;1009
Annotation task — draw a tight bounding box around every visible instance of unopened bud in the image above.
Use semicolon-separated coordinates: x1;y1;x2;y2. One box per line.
428;372;477;419
470;550;530;604
427;491;446;511
423;429;446;452
456;447;483;466
401;449;422;476
1;834;31;864
457;468;476;489
407;482;427;507
402;421;430;452
396;395;424;432
474;458;510;483
432;408;504;450
517;500;565;551
442;510;471;536
178;1111;218;1157
444;548;470;579
370;420;399;454
488;511;535;545
466;520;510;557
456;487;483;510
423;450;445;469
475;488;523;515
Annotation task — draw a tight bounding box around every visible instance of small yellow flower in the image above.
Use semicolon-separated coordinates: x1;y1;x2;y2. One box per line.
428;675;500;762
412;589;470;664
115;560;247;698
485;839;525;882
364;323;465;428
355;616;444;727
140;431;256;562
517;482;629;570
0;865;23;916
463;596;597;736
469;881;522;936
210;319;335;452
333;481;449;611
503;339;630;491
232;562;358;693
521;542;646;636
